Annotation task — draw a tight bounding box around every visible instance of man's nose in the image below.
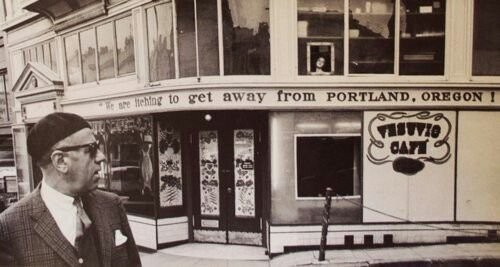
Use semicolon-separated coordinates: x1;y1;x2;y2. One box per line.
95;148;106;163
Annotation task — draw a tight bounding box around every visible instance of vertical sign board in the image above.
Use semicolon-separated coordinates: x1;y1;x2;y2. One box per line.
363;111;456;222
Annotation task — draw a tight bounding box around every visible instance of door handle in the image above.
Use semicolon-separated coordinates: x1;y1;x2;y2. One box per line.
227;187;233;194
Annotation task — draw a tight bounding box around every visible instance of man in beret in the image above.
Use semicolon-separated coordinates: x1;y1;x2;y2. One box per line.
0;112;141;266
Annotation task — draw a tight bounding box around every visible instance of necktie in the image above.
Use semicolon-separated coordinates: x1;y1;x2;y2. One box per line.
74;197;92;246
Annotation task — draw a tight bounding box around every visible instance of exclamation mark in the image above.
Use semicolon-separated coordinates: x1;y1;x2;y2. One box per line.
492;91;496;103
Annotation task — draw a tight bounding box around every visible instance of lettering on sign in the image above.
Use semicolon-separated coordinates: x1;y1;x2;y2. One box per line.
367;111;452;175
81;89;499;117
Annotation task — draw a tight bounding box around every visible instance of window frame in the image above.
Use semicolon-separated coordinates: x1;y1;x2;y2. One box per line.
63;13;136;87
21;40;59;73
295;0;448;78
294;133;362;200
469;0;500;80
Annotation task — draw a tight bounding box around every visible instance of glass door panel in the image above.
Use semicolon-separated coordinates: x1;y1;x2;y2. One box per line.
199;130;220;216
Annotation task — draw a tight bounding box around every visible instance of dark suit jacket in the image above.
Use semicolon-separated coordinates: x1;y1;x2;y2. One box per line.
0;187;141;266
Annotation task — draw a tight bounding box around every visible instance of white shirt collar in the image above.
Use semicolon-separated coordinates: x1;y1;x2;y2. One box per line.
40;178;75;211
40;178;80;246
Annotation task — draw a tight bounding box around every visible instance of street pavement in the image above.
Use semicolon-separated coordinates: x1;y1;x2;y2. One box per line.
139;242;500;266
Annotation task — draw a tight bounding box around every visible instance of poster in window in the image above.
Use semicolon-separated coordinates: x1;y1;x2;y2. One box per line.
307;42;334;75
158;125;183;207
199;131;220;216
234;129;255;218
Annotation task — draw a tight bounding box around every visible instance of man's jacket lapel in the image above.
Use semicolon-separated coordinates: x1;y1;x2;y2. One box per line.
30;189;78;266
84;192;113;267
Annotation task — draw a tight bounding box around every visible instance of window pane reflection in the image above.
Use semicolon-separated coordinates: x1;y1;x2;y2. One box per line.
80;29;97;83
473;0;500;75
90;116;155;217
176;0;197;78
65;34;82;85
297;0;344;75
197;0;220;76
223;0;270;75
349;0;395;74
50;42;58;72
116;16;135;75
147;3;175;81
97;23;115;80
43;44;51;68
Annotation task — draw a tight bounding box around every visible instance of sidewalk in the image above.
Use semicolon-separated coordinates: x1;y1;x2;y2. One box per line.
139;242;500;266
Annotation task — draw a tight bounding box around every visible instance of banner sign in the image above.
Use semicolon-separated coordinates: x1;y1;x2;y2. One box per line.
367;111;452;175
64;88;499;117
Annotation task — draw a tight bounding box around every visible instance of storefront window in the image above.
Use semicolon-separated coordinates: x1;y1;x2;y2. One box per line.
116;16;135;75
176;0;197;78
147;3;175;81
296;135;360;198
197;0;220;76
97;22;115;80
223;0;270;75
80;29;97;83
271;111;362;224
298;0;344;75
0;135;16;212
89;116;154;217
65;34;82;85
472;0;500;76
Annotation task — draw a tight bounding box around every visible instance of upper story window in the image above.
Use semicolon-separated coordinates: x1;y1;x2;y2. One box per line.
223;0;270;75
297;0;445;76
147;0;269;82
22;41;58;73
472;0;500;76
64;15;135;85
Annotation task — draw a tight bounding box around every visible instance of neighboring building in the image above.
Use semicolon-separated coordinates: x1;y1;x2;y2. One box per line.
0;3;16;212
1;0;499;254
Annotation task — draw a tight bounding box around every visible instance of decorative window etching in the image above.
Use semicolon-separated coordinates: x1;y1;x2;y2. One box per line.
158;125;183;207
234;129;255;218
199;131;220;216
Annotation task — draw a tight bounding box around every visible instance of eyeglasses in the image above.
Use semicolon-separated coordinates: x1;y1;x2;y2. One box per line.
55;142;100;157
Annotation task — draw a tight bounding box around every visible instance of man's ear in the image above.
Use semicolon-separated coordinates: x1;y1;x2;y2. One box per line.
50;151;69;173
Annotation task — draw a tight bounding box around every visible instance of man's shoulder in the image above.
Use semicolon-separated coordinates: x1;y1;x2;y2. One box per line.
88;189;122;206
0;191;39;225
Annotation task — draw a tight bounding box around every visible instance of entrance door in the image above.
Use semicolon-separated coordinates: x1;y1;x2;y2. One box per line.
192;112;264;245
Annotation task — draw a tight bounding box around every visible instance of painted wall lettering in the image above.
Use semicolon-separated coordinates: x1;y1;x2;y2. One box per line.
367;111;452;175
75;89;497;118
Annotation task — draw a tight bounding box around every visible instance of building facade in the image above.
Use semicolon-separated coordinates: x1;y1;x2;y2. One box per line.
1;0;499;255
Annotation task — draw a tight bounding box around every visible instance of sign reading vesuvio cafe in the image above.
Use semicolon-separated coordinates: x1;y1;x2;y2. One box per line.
366;111;452;175
65;88;499;117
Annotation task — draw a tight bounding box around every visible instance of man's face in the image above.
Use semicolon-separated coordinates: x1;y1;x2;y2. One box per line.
55;128;105;195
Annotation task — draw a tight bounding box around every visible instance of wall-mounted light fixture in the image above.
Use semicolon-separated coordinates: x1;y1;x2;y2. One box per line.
204;113;212;122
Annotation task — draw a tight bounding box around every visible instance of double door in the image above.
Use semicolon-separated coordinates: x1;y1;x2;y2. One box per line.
191;112;265;245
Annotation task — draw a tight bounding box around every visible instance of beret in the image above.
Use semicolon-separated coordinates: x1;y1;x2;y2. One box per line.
27;112;91;161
